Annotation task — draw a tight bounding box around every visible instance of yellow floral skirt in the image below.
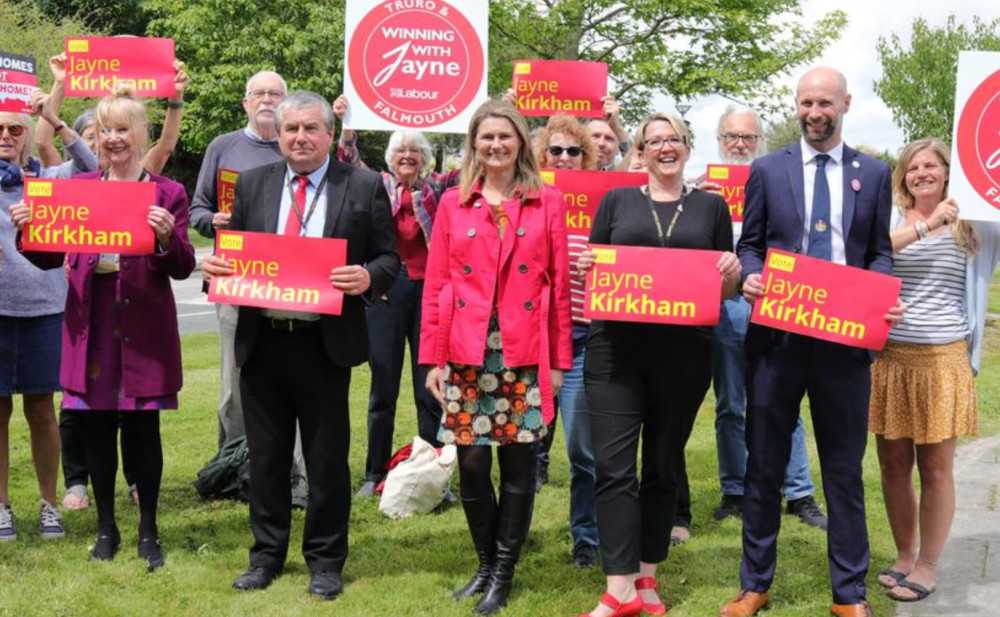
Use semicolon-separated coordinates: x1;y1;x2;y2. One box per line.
869;340;977;444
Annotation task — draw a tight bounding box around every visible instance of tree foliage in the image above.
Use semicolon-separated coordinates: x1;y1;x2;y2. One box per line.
489;0;847;124
875;15;1000;143
145;0;347;153
30;0;149;36
763;113;799;153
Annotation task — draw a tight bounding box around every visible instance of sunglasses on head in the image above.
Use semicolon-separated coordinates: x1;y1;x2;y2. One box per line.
548;145;582;158
0;124;26;137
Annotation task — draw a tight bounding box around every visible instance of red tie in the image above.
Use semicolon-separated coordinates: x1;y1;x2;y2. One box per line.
284;175;309;236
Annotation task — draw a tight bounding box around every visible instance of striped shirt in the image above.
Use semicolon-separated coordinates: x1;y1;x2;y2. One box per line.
569;233;590;326
889;229;969;345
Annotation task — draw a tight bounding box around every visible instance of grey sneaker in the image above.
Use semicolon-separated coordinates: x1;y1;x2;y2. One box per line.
291;475;309;510
0;503;16;541
39;500;65;539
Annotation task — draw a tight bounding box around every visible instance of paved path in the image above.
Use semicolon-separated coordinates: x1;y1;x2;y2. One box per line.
895;433;1000;617
173;246;218;335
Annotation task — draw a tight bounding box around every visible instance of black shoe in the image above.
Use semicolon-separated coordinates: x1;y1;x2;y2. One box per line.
138;536;165;572
786;496;828;530
453;494;497;601
713;495;744;521
355;480;379;498
475;490;534;615
572;542;598;568
88;528;121;562
308;570;343;600
232;566;279;591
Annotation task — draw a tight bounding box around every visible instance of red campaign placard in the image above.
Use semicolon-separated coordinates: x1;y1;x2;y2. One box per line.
707;164;750;223
209;231;347;316
955;62;1000;215
750;249;901;350
64;37;175;98
22;178;155;254
345;0;487;131
217;169;238;215
512;60;607;118
584;244;722;326
0;51;38;113
540;169;646;237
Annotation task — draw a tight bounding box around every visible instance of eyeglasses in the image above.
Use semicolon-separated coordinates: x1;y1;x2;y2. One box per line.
394;147;423;156
548;146;583;157
0;124;26;137
247;90;286;100
720;133;760;145
643;137;685;150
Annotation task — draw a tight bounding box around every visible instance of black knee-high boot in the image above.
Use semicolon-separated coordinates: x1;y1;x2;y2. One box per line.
453;493;497;600
82;411;122;561
475;489;535;615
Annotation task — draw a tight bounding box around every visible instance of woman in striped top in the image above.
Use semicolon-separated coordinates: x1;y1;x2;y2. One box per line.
532;116;601;567
870;138;1000;602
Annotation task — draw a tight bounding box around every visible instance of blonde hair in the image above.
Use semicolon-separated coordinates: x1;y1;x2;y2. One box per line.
95;84;149;157
0;112;35;167
894;137;979;254
635;112;692;152
534;115;597;171
459;100;542;202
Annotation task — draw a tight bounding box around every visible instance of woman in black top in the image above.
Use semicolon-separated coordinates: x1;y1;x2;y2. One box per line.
573;112;740;617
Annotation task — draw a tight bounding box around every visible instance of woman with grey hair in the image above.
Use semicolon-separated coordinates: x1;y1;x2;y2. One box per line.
332;95;460;497
0;87;97;543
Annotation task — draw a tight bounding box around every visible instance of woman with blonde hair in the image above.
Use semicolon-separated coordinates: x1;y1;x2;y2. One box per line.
421;99;572;614
871;137;1000;602
14;86;195;569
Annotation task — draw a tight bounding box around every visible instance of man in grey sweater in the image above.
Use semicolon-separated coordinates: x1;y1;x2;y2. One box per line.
190;70;308;506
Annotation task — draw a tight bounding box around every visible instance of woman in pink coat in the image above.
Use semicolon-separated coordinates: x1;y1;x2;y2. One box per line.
420;100;572;615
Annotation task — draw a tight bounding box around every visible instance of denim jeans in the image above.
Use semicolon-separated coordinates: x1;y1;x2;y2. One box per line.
560;328;598;547
713;296;813;500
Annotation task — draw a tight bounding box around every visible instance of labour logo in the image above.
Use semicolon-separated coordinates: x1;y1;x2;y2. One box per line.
957;67;1000;210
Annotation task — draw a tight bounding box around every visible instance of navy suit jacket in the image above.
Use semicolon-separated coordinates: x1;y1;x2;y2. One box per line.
736;141;893;354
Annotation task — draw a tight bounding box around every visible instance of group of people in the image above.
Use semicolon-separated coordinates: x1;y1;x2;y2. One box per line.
0;53;994;617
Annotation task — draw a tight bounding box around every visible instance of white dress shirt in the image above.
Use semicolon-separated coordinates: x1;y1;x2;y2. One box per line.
800;138;846;265
264;156;330;320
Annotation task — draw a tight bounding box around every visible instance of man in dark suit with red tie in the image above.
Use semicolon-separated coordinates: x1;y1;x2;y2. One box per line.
721;68;904;617
202;91;399;600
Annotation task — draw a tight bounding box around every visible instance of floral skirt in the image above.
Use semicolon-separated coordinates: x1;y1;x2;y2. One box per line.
869;340;977;444
438;313;546;446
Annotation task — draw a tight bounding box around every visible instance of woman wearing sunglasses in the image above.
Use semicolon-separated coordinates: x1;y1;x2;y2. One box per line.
532;115;603;568
0;89;97;543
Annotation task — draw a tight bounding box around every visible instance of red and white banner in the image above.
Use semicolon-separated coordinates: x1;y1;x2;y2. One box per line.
540;169;646;237
950;51;1000;222
584;244;723;325
707;164;750;223
0;51;38;114
513;60;607;118
208;231;348;316
217;169;238;215
64;37;176;98
21;178;156;255
342;0;488;133
750;249;901;350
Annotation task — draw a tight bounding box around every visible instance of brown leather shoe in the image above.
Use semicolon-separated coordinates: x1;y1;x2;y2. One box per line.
830;601;872;617
719;590;770;617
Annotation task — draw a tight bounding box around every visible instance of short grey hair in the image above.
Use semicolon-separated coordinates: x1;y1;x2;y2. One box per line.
244;70;288;97
276;90;335;132
384;131;434;175
717;104;767;161
72;109;96;135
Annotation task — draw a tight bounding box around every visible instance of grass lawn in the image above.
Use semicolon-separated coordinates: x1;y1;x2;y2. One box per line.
3;283;1000;616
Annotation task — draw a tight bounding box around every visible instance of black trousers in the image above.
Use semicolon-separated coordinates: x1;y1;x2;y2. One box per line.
60;409;137;489
241;325;352;573
585;324;712;574
740;333;871;604
364;268;441;481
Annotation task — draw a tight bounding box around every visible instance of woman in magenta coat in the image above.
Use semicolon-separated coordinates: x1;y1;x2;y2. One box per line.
13;87;194;571
420;100;572;615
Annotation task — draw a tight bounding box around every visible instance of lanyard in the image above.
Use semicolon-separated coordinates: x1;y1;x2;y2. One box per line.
643;185;688;248
285;171;328;236
101;168;150;182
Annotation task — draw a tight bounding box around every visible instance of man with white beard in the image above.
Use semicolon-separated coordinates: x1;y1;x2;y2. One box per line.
670;105;827;545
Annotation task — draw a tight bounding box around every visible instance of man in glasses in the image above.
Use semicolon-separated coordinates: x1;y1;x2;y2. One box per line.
190;70;309;508
676;106;827;546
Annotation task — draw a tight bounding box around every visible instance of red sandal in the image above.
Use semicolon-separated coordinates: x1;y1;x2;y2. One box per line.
635;577;670;615
574;591;644;617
